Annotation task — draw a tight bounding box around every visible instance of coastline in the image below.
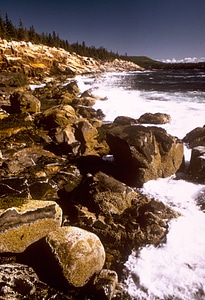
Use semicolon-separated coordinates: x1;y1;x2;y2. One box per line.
0;40;205;299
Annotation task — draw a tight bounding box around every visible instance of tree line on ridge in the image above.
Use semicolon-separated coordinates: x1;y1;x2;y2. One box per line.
0;12;120;61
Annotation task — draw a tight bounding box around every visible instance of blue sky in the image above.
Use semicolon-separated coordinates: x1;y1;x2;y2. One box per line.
1;0;205;60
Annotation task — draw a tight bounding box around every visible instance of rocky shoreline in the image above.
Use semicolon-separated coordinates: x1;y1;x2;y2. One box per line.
0;40;205;299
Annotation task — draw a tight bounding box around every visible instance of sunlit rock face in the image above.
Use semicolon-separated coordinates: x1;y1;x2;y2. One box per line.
10;91;41;114
0;200;62;253
0;39;143;81
46;226;106;287
106;124;184;187
59;171;180;272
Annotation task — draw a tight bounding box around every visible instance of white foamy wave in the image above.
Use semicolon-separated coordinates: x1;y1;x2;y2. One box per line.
125;213;205;300
78;72;205;299
124;178;205;300
93;84;205;139
142;177;204;215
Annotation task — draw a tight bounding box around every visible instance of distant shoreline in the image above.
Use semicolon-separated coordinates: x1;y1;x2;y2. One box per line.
121;55;205;70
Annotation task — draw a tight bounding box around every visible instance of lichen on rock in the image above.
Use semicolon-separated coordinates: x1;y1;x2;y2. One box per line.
46;226;106;287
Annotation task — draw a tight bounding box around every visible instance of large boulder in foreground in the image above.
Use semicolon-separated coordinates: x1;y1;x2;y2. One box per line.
0;200;62;253
106;125;184;187
46;226;105;287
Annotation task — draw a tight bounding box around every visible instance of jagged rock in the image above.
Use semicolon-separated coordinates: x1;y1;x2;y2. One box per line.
138;112;171;124
45;226;106;287
187;146;205;182
0;263;69;300
100;58;144;72
59;171;179;271
36;104;77;130
183;126;205;148
0;40;143;82
88;171;137;215
63;80;80;95
75;119;101;155
75;105;102;119
9;91;41;114
94;269;118;300
2;145;57;175
0;200;62;253
106;124;184;187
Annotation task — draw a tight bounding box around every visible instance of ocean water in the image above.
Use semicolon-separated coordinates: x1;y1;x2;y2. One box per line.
77;70;205;300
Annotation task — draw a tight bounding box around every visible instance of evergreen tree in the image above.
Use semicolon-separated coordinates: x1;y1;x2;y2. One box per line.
0;12;120;61
28;25;36;43
17;17;28;41
0;12;7;39
5;13;17;40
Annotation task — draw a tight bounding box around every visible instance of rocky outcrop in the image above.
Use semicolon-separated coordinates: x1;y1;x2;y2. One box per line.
0;39;143;82
106;124;184;187
138;112;171;124
113;116;137;125
0;263;68;300
94;269;118;300
0;58;186;298
183;126;205;148
46;226;106;287
2;146;57;176
0;200;62;253
187;146;205;183
182;126;205;183
59;171;180;273
100;58;144;73
9;91;41;114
